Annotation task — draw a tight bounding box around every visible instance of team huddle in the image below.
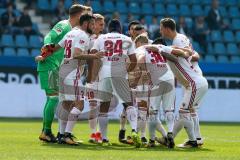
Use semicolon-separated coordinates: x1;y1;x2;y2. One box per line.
36;3;208;149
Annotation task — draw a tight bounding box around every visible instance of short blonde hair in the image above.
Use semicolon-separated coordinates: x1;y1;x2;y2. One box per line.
134;33;149;44
93;13;104;21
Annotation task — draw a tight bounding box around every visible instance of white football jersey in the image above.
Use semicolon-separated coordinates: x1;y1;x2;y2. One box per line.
135;45;174;83
91;32;135;80
171;33;206;87
58;27;90;81
59;27;90;60
88;34;98;51
191;51;203;76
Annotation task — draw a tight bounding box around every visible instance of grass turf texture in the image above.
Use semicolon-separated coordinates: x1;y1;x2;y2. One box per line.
0;119;240;160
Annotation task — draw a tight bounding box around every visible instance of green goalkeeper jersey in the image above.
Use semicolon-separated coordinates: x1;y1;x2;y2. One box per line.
37;20;72;71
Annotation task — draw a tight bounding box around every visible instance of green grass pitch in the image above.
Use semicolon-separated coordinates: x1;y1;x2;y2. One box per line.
0;119;240;160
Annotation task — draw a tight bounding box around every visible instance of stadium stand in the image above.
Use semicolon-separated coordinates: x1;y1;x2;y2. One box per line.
0;0;239;75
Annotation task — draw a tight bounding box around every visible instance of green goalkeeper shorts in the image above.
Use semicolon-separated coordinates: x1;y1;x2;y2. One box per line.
38;69;59;94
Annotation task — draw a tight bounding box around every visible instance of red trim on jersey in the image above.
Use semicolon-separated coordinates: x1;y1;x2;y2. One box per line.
175;62;196;109
74;62;81;101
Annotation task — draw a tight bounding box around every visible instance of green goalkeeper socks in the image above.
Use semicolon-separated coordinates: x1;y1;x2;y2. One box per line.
43;96;58;133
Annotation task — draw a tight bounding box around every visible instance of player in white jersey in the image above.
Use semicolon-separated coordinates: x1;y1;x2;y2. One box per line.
85;13;105;143
36;14;103;145
134;35;189;148
118;20;140;143
91;19;141;147
159;18;208;148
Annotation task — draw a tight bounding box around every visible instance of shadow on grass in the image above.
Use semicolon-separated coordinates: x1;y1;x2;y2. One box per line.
40;142;214;152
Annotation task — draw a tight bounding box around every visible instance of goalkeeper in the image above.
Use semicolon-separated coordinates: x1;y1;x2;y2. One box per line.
37;4;90;143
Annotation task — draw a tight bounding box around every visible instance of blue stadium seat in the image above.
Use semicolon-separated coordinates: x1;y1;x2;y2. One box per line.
64;0;72;10
232;19;240;30
223;30;235;42
229;7;240;18
3;47;16;56
166;4;178;16
231;56;240;63
29;35;42;48
15;35;28;48
0;8;5;15
31;49;40;57
141;3;152;15
192;41;202;53
145;16;152;25
227;43;238;55
37;0;50;11
120;14;127;22
179;5;191;17
91;1;102;13
176;0;189;4
50;0;58;10
191;5;203;17
17;48;30;57
210;30;222;42
32;23;40;34
218;55;229;63
235;31;240;43
201;0;212;5
225;0;238;6
129;2;140;14
214;43;226;55
154;4;165;15
189;0;199;4
204;6;211;16
219;6;228;18
14;9;21;17
1;34;14;47
207;43;214;54
205;55;217;63
116;2;128;14
103;1;115;13
185;17;193;29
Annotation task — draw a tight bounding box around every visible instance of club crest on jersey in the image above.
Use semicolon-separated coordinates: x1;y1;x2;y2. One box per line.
54;28;62;35
79;39;85;44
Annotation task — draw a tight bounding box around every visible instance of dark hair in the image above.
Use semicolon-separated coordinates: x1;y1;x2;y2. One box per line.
69;4;85;16
128;20;140;30
108;19;122;33
152;37;167;45
134;25;144;31
160;18;176;31
79;13;95;25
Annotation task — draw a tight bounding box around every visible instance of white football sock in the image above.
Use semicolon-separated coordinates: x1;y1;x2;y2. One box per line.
148;114;157;140
59;119;67;134
179;112;196;141
120;109;127;130
65;107;81;133
126;106;138;131
137;109;147;138
165;111;174;133
89;102;98;134
156;119;167;138
191;112;201;139
173;115;184;138
98;113;108;140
